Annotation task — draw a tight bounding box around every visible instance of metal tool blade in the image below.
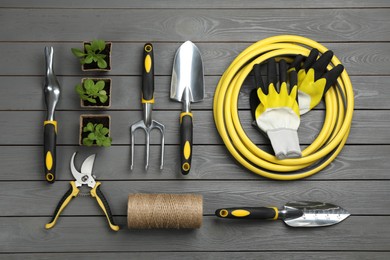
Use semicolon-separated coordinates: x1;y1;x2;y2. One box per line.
81;154;96;174
44;46;61;121
170;41;204;103
282;201;350;227
70;152;83;186
70;152;96;188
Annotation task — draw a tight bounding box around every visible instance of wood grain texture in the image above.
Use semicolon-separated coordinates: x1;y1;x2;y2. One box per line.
1;181;389;216
0;75;389;110
3;252;390;260
1;216;389;252
1;9;390;42
0;42;389;76
0;110;388;145
2;0;390;8
1;145;389;181
0;0;389;257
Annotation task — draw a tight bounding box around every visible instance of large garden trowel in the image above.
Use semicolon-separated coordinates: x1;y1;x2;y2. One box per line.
170;41;204;175
215;201;350;227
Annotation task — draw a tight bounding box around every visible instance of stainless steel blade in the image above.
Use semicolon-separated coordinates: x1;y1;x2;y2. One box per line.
70;152;83;187
170;41;204;103
44;46;61;121
70;152;96;188
282;201;350;227
81;154;96;174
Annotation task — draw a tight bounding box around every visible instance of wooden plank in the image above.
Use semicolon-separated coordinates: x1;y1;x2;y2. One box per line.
1;145;389;181
1;43;389;76
1;180;389;216
2;0;390;9
0;216;389;252
0;2;388;258
3;252;390;260
1;9;390;42
0;110;388;145
0;75;388;110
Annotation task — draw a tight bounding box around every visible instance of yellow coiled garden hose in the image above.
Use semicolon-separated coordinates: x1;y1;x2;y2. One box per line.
213;35;354;180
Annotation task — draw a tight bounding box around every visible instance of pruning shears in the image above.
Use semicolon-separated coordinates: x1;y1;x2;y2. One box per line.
45;152;119;231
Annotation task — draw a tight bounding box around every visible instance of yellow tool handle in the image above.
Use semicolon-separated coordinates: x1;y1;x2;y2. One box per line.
141;43;155;104
90;182;120;231
215;207;279;220
45;181;79;229
180;112;193;175
44;120;57;183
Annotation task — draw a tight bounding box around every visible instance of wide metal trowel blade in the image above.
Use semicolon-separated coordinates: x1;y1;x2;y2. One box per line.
170;41;204;103
283;201;350;227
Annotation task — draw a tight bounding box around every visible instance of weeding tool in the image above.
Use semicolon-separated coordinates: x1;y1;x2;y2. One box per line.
131;43;165;170
43;46;61;183
170;41;204;175
215;201;350;227
45;152;119;231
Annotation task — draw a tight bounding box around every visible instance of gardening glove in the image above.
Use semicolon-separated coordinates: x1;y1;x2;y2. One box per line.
250;59;301;159
290;49;344;115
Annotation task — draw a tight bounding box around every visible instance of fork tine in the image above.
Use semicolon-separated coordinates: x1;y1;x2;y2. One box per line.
160;131;165;170
152;120;165;170
130;128;135;170
145;129;150;171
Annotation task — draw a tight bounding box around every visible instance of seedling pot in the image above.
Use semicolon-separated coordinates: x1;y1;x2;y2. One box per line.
81;41;112;71
79;114;111;146
80;78;112;108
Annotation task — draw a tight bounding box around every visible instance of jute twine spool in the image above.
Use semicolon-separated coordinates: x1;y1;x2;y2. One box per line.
127;194;203;229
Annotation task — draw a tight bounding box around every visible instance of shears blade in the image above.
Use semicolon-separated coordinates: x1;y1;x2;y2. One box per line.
81;154;96;174
70;152;96;187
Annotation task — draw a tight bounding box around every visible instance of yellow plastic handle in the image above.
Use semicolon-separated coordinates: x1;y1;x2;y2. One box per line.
44;120;57;183
90;182;120;231
141;43;155;103
45;181;79;229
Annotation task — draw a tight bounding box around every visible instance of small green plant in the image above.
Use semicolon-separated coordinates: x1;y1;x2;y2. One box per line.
83;122;112;147
76;79;108;104
71;39;108;69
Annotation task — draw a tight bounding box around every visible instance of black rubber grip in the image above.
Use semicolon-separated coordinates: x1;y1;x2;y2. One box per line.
249;89;260;121
95;185;117;226
279;59;287;85
44;122;56;183
253;64;266;94
180;114;193;175
48;185;74;224
142;43;154;101
215;207;277;220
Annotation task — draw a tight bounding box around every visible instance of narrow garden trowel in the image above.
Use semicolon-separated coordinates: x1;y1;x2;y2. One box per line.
43;46;61;183
170;41;204;175
215;201;350;227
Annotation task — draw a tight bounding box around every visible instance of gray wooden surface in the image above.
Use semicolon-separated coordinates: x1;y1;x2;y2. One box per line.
1;1;389;259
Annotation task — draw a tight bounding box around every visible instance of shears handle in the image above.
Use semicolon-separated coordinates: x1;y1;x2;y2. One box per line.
45;181;79;229
91;182;120;231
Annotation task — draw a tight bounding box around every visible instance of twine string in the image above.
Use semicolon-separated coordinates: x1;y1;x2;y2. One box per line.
127;194;203;229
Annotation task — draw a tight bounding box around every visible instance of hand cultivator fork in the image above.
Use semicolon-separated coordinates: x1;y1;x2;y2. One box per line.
131;43;165;170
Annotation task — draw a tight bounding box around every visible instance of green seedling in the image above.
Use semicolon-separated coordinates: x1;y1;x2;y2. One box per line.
83;122;112;147
76;79;108;104
71;39;108;69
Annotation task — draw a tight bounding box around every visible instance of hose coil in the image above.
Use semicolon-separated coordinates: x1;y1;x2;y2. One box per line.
213;35;354;180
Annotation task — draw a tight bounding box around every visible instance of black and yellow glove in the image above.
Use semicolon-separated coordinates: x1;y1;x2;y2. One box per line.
250;59;301;159
290;49;344;115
